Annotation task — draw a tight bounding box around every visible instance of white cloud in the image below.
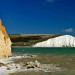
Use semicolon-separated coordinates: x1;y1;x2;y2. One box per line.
63;28;73;33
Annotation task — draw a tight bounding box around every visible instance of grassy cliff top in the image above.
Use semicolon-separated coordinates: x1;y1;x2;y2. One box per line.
9;34;62;46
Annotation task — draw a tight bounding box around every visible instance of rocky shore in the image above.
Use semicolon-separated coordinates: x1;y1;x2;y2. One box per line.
0;54;63;75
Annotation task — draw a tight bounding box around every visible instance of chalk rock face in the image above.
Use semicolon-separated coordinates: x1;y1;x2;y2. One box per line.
0;19;11;57
33;35;75;47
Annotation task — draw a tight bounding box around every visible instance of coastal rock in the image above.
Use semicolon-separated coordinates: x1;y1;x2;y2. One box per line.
22;60;62;72
33;35;75;47
25;60;40;69
34;60;40;67
0;19;11;57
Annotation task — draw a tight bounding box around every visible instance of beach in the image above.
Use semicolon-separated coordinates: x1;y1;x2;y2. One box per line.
0;47;75;75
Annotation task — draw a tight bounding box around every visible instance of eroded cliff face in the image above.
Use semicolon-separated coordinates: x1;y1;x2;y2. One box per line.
33;35;75;47
0;19;11;57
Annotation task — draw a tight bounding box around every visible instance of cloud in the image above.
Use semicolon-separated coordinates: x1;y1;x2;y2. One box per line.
63;28;73;33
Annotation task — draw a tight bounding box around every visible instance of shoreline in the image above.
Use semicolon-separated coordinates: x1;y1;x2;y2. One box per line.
0;53;75;75
11;46;75;48
0;54;67;75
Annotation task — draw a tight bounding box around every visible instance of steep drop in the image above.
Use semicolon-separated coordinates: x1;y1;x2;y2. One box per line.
0;19;11;57
33;35;75;47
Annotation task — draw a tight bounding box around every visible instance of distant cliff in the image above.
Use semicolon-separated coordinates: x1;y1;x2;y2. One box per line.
9;34;61;46
0;19;11;57
33;35;75;47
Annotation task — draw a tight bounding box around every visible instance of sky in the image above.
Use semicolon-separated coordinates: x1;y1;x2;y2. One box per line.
0;0;75;35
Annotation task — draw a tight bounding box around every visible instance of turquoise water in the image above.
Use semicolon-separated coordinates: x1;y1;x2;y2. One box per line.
12;47;75;54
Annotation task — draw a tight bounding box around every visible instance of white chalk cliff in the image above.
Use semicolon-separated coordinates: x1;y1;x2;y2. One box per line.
0;19;11;57
33;35;75;47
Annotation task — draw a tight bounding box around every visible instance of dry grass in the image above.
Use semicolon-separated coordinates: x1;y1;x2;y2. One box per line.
9;34;61;46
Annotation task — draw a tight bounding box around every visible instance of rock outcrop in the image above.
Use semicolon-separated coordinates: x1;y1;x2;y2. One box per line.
33;35;75;47
0;19;11;57
25;60;40;68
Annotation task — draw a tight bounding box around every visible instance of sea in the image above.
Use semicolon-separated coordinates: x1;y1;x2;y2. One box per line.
12;47;75;55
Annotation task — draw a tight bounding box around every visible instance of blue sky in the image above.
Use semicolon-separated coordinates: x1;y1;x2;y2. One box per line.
0;0;75;35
